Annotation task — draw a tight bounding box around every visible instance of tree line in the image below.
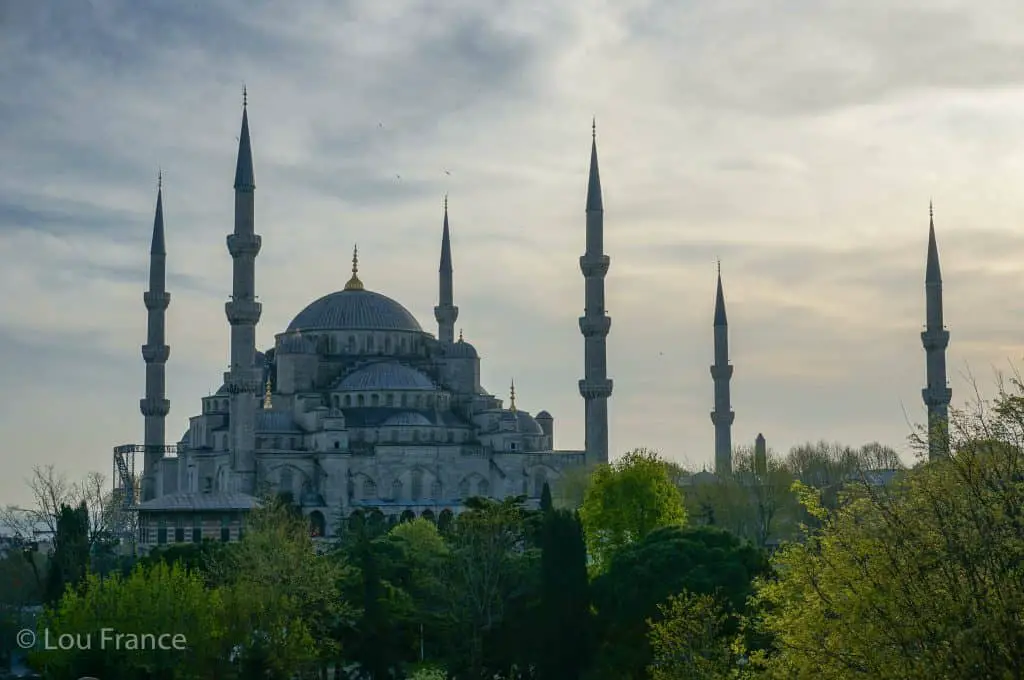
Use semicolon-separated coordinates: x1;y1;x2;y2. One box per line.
1;381;1022;678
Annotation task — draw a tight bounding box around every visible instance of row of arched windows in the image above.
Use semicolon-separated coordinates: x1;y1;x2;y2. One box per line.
320;332;424;356
330;391;450;410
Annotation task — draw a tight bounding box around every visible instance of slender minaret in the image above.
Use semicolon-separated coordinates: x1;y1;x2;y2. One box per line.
578;120;613;465
224;89;263;494
140;172;171;501
922;202;951;459
711;261;734;476
434;194;458;344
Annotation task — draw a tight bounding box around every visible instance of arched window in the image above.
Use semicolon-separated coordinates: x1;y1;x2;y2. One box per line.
362;478;377;499
458;478;470;498
345;395;352;407
347;336;356;353
400;393;408;407
386;393;394;406
415;395;423;408
391;478;403;500
411;470;423;501
477;479;490;496
280;468;293;496
367;335;375;351
399;337;406;351
430;480;442;500
384;337;392;353
357;394;365;406
371;394;379;406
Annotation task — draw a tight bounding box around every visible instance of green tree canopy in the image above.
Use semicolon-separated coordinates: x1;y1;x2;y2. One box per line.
753;381;1024;679
590;525;769;679
580;448;687;570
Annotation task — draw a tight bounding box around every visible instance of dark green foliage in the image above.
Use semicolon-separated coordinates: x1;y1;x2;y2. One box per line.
540;482;554;513
590;525;769;679
136;540;228;586
44;502;90;605
538;509;592;680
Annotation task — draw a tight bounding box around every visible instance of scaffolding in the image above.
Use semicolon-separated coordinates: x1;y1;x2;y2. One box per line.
111;444;177;545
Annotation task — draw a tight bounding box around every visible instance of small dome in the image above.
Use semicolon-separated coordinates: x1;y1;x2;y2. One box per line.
382;411;433;427
287;289;423;332
338;362;435;391
445;339;478;358
515;411;544;435
535;410;552;420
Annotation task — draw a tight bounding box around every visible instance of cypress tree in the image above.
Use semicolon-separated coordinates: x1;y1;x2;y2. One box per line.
45;502;90;604
540;481;553;513
538;509;592;679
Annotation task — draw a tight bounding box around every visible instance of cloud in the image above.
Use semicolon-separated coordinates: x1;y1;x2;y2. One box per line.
2;0;1024;506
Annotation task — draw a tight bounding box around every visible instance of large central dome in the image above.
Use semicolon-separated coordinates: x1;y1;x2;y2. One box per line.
287;289;423;332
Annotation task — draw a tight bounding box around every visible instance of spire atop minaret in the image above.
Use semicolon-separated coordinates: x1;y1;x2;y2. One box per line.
714;260;727;326
926;200;941;284
710;263;734;476
586;119;603;212
435;197;458;343
579;120;613;465
151;170;165;255
234;88;255;191
345;244;364;290
509;379;517;413
922;202;951;459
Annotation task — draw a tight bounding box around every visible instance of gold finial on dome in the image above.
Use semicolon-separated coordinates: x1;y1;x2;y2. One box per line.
458;328;464;342
509;379;517;413
263;377;272;409
345;244;364;290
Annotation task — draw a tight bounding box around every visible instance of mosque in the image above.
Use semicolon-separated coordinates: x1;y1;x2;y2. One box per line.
119;94;951;549
120;95;614;547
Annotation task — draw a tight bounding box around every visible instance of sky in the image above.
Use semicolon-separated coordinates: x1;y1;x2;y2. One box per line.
3;0;1024;506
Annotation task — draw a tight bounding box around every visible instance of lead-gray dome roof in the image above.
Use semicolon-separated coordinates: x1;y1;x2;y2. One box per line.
382;411;434;427
287;289;423;332
338;362;435;391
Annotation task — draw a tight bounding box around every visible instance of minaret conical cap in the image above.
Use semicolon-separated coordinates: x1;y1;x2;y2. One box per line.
440;194;452;272
713;260;727;326
586;118;603;212
233;88;255;191
926;201;941;284
151;171;165;255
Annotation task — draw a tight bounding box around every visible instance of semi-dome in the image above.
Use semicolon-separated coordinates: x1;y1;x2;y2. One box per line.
382;412;434;427
515;411;544;435
287;289;423;333
338;362;435;391
445;338;478;358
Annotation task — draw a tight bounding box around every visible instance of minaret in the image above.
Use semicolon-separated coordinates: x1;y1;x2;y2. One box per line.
711;261;734;476
140;172;171;501
223;88;263;494
434;194;458;344
921;202;951;459
578;120;613;466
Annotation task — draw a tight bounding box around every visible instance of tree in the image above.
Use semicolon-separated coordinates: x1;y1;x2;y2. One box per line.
590;525;769;680
580;448;687;570
442;497;534;677
752;379;1024;678
647;591;734;680
213;498;354;678
0;466;115;549
540;481;553;513
538;509;592;680
44;502;90;605
34;562;230;680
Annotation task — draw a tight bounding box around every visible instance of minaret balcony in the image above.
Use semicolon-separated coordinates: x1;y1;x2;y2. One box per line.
225;299;263;325
434;305;459;324
579;255;610;278
141;343;170;363
710;364;733;380
710;410;735;426
578;378;613;399
579;316;611;337
222;371;264;394
921;329;950;351
139;397;170;417
922;386;952;407
227;233;262;258
143;291;171;310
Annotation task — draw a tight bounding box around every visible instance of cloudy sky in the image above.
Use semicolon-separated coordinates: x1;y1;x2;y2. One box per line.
2;0;1024;505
